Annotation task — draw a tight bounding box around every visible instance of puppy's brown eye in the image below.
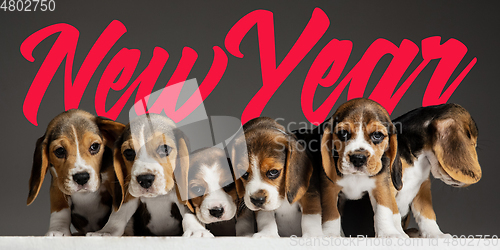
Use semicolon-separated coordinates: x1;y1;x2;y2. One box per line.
241;172;249;180
337;130;351;141
54;147;66;159
89;143;100;155
266;169;281;179
191;186;205;196
123;149;136;161
157;144;171;157
371;132;385;144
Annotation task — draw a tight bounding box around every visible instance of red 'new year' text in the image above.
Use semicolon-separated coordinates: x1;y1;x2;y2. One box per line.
20;8;476;126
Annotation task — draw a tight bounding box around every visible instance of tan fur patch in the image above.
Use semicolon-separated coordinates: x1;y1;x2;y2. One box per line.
320;174;341;223
259;157;285;190
49;180;70;212
411;178;436;220
372;173;399;213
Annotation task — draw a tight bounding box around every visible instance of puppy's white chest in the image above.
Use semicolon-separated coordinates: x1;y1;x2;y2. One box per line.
396;153;431;217
337;175;376;200
275;200;302;237
140;191;180;235
70;185;110;232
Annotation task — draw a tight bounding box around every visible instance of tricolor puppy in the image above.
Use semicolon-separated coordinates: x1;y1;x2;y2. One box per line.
182;147;237;225
87;113;212;237
230;117;322;237
178;147;253;236
320;98;407;238
393;103;481;237
27;109;125;236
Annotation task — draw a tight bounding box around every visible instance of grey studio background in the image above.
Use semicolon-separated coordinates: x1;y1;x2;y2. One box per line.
0;1;498;236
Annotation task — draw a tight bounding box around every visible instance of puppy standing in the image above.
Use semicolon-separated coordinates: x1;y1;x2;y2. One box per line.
27;109;125;236
87;113;212;237
319;98;407;238
393;104;481;237
230;117;322;237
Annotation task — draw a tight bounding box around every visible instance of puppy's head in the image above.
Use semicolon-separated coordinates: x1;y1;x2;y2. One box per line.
181;147;237;224
427;104;481;186
231;117;313;211
321;99;401;189
113;114;189;202
27;109;125;205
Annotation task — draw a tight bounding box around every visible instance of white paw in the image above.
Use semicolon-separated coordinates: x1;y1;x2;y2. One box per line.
322;219;341;238
252;232;280;238
183;229;214;237
422;232;452;238
377;232;409;238
322;228;342;238
302;232;323;237
86;231;112;237
323;232;342;238
45;230;71;236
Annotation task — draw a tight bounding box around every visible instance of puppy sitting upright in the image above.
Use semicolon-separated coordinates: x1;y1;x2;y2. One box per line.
87;113;212;237
230;117;322;237
320;98;407;238
27;109;125;236
393;104;481;237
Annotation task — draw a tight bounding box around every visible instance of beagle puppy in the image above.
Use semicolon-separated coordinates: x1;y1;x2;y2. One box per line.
319;98;407;238
86;113;212;237
229;117;322;237
27;109;125;236
393;103;481;237
179;147;241;236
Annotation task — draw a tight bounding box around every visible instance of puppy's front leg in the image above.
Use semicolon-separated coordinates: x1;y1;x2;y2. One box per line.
253;211;279;238
299;192;323;237
321;177;342;237
235;208;255;237
370;182;408;238
87;197;139;236
176;201;214;237
411;179;451;238
46;181;71;236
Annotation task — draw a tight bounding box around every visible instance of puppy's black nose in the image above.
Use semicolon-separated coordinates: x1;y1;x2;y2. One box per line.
350;154;367;168
250;196;266;207
137;174;155;189
209;206;225;218
73;172;90;186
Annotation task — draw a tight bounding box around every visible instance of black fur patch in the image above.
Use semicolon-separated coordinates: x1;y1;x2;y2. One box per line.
170;202;183;223
132;202;155;236
71;213;89;232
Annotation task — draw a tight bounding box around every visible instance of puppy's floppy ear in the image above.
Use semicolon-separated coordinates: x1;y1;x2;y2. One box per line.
112;138;126;210
320;122;336;181
96;117;126;148
173;129;194;213
285;134;313;204
430;118;481;184
387;124;402;190
228;139;247;200
27;135;49;205
232;172;246;200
